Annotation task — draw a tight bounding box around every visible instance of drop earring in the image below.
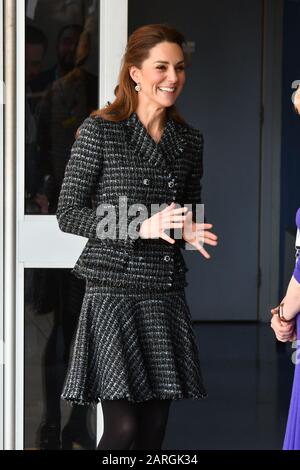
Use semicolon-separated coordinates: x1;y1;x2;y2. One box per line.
134;82;141;92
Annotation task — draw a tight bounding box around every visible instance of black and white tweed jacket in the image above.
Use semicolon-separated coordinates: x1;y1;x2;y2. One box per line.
56;111;204;292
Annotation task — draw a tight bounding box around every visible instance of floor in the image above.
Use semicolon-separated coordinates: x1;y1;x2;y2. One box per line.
25;307;295;449
164;322;295;450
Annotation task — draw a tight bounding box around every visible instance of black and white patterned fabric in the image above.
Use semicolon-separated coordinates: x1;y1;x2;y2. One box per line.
56;110;204;292
62;281;207;404
57;110;208;403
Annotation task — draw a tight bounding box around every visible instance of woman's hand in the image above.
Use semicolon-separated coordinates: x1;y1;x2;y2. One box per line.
270;309;297;342
182;210;218;258
139;202;188;244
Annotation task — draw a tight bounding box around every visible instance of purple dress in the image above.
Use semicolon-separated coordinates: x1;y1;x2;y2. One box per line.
283;208;300;450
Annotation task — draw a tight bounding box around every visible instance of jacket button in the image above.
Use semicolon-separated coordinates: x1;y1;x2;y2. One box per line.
164;255;171;262
143;178;150;185
168;181;174;188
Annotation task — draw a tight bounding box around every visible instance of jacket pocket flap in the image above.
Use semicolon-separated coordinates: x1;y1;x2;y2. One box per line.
79;241;129;271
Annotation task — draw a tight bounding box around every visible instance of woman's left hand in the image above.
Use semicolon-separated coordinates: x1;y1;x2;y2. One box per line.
270;311;297;342
182;210;218;258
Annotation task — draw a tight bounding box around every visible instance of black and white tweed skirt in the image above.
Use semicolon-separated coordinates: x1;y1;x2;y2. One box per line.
61;280;208;405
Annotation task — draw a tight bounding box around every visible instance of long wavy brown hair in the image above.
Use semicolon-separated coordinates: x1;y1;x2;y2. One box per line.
89;23;189;127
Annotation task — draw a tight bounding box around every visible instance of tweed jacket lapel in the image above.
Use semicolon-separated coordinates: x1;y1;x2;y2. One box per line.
124;111;188;169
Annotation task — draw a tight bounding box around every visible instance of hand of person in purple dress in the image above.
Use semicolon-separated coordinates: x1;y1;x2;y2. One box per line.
182;210;218;259
270;298;297;342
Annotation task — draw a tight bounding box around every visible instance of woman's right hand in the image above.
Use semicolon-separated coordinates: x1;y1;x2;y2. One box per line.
139;202;188;244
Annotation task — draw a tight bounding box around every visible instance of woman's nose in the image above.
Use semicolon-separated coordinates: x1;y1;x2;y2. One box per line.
167;67;178;83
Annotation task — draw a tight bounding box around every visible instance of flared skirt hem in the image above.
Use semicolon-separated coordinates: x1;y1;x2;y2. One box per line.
62;282;208;409
61;390;208;408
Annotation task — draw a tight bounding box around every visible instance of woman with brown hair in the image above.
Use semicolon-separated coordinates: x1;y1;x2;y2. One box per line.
56;23;218;450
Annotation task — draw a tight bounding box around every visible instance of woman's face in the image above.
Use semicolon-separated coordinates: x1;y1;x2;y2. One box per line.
130;41;186;109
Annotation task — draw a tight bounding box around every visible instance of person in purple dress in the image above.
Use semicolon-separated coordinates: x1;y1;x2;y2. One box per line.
270;84;300;450
271;207;300;449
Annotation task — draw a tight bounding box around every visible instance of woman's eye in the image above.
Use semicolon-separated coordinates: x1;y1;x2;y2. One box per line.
156;66;185;71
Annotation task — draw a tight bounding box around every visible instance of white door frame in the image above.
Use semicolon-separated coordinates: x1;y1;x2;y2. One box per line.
4;0;17;451
3;0;128;449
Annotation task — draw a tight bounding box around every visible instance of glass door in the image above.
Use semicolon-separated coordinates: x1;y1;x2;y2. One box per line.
6;0;128;449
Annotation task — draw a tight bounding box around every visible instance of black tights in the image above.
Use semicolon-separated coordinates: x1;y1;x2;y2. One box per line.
97;398;172;450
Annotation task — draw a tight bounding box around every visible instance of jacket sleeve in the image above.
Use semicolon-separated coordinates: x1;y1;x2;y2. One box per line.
177;130;204;249
56;116;141;247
